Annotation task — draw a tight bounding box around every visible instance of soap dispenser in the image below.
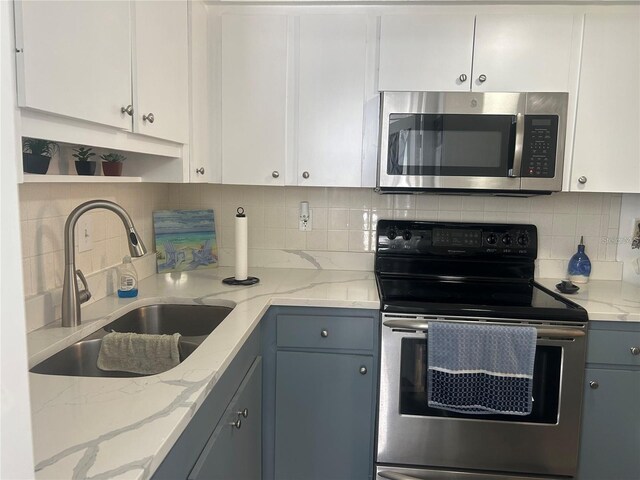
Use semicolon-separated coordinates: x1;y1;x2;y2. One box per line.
568;236;591;284
117;256;139;298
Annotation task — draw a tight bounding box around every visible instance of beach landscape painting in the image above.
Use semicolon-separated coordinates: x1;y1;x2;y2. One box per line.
153;209;218;273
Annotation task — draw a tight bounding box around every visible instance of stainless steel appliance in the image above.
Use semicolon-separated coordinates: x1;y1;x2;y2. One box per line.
375;220;588;479
377;92;568;194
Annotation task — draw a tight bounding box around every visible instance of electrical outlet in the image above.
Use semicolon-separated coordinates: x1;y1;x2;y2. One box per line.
299;210;313;231
77;216;92;252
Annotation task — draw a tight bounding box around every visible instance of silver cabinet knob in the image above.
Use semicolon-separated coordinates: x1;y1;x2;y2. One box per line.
478;74;487;83
272;171;280;178
237;408;248;418
302;171;310;179
142;112;155;123
459;74;468;82
321;329;328;338
359;366;367;375
631;347;640;356
589;381;599;389
121;105;134;116
229;418;242;429
578;176;588;184
195;167;205;175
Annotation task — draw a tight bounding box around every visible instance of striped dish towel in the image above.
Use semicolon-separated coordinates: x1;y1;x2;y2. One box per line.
427;321;537;415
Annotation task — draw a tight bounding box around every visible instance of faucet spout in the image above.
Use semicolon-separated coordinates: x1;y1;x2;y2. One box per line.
62;200;147;327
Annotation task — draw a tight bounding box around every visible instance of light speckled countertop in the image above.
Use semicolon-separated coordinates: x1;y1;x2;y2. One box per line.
537;278;640;322
28;267;379;480
28;268;640;479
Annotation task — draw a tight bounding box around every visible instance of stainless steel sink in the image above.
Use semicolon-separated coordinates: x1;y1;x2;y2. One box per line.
30;303;234;378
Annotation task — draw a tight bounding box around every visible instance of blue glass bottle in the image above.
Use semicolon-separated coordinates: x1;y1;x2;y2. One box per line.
568;236;591;284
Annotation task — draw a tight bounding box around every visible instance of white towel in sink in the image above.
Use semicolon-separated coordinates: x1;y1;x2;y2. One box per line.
97;332;181;375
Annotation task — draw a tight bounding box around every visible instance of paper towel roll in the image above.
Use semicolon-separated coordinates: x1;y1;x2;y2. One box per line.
235;209;248;281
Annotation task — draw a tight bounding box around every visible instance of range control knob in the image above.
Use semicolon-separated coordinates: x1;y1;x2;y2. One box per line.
501;234;512;246
486;233;498;245
402;230;412;241
387;228;397;240
517;234;529;247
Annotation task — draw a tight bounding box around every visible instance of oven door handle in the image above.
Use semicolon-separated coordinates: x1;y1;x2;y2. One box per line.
383;319;585;339
378;471;423;480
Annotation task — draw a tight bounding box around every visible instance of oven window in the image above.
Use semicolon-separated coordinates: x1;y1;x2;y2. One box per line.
399;338;562;424
387;114;516;177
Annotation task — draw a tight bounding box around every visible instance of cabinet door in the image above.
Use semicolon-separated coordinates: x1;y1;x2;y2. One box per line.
188;357;262;480
132;1;189;144
578;367;640;479
473;14;577;92
221;15;288;185
296;15;367;187
275;351;374;480
570;10;640;193
378;15;475;92
14;1;131;130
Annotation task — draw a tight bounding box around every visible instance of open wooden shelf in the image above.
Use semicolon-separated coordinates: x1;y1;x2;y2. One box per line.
22;174;142;183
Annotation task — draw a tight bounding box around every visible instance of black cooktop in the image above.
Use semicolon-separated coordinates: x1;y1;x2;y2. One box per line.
375;220;588;322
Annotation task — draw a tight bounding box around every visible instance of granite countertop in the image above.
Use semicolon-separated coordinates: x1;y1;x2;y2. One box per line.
28;267;379;480
537;278;640;322
27;268;640;479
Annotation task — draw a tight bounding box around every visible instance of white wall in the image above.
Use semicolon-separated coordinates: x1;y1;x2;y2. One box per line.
618;194;640;285
0;0;35;476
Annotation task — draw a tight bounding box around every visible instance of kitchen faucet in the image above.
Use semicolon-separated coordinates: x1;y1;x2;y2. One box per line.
62;200;147;327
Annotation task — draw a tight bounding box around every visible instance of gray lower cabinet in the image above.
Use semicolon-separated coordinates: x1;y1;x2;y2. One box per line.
265;307;379;480
275;351;374;480
189;356;262;480
578;322;640;480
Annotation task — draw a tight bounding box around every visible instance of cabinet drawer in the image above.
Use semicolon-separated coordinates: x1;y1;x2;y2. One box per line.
277;314;374;351
587;329;640;366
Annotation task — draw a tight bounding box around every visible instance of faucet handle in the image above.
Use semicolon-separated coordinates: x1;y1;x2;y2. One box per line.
76;269;92;304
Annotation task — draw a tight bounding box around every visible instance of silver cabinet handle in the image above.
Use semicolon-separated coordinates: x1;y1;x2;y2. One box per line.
321;329;328;338
459;74;468;82
142;112;155;123
359;366;367;375
272;171;280;178
229;418;241;429
121;105;133;116
631;347;640;356
302;171;310;179
237;408;248;418
195;167;205;175
578;176;588;184
589;381;599;389
478;74;487;83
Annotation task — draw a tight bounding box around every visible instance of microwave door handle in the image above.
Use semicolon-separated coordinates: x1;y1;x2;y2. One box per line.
509;113;525;178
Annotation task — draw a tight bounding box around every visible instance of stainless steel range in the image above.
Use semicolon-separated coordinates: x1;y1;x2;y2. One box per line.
374;220;589;480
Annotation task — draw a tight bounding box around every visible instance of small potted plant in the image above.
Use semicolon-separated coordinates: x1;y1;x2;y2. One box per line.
72;146;97;176
100;153;126;176
22;138;58;174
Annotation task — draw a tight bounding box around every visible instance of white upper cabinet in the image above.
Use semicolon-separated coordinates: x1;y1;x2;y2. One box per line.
473;14;577;92
14;1;132;130
296;15;367;187
220;15;288;185
378;13;578;93
378;15;475;92
132;1;189;144
14;0;189;145
570;9;640;193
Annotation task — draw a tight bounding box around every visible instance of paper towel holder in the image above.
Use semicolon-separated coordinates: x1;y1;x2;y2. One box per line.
223;207;260;286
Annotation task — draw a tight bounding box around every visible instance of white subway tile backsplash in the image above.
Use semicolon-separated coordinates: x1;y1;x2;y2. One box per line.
328;208;350;230
19;183;622;303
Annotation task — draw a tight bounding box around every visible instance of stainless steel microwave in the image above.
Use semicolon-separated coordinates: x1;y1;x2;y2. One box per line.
376;91;568;194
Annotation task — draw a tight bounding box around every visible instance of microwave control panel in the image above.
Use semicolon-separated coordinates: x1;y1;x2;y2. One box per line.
521;115;559;178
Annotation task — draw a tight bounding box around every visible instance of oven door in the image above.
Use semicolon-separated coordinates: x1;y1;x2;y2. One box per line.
377;315;587;477
377;92;526;192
